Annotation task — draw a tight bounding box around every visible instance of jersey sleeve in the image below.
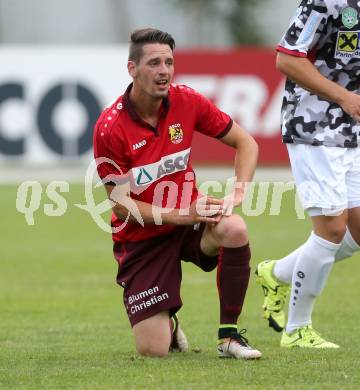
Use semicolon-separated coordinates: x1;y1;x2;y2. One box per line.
277;0;331;57
93;117;129;185
193;91;232;138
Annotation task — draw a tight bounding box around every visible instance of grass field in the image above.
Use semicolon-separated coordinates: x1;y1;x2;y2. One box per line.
1;183;360;389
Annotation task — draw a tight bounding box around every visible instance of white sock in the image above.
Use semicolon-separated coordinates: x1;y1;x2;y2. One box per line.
273;245;304;284
335;228;360;262
273;227;360;284
286;232;341;334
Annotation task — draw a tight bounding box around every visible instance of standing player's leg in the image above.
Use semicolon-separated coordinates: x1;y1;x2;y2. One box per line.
280;212;346;348
256;148;360;334
255;219;360;333
200;214;262;359
259;219;360;286
345;148;360;251
273;145;353;348
345;207;360;256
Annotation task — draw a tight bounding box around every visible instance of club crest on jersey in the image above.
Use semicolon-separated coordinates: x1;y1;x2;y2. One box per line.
168;123;184;144
342;7;358;29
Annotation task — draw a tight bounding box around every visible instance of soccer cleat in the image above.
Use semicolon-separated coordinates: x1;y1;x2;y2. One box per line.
280;325;339;348
255;260;290;332
169;314;188;352
217;329;262;359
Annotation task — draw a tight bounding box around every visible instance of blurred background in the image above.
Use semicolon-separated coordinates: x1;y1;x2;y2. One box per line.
0;0;294;45
0;0;297;181
0;0;296;183
3;4;360;388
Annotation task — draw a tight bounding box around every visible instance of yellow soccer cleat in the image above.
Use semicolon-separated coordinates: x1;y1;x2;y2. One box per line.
280;325;339;348
255;260;290;332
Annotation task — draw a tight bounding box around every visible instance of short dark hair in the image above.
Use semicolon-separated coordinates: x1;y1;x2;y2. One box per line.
129;28;176;63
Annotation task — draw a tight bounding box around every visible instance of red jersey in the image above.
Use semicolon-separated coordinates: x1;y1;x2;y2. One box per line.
93;83;232;242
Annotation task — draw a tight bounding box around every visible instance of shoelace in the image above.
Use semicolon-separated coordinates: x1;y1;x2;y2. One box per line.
267;284;288;311
231;329;250;347
300;327;324;344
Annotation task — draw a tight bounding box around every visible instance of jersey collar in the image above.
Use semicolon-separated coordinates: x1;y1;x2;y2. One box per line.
122;83;170;132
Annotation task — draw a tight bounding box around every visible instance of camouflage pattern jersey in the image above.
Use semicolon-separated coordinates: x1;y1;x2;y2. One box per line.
278;0;360;148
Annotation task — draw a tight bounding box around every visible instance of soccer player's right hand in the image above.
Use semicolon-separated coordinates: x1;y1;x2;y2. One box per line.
339;91;360;122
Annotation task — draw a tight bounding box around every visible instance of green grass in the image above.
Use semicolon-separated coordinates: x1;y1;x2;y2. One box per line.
1;183;360;389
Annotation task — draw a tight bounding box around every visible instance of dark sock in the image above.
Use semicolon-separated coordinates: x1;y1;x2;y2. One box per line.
218;326;237;339
217;243;251;325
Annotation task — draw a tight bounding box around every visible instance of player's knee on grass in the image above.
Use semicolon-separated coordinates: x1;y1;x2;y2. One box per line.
215;214;248;248
133;312;172;358
136;340;170;357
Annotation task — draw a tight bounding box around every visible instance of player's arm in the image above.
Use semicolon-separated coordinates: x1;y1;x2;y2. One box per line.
219;121;258;212
276;51;360;121
104;183;223;226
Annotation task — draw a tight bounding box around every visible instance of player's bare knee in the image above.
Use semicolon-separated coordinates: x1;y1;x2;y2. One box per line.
328;227;346;243
321;223;347;243
313;213;348;243
136;342;169;358
216;215;248;247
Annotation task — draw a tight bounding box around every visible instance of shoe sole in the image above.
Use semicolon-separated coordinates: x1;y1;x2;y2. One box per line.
218;353;262;360
268;316;283;333
280;343;340;349
218;356;262;360
218;344;262;360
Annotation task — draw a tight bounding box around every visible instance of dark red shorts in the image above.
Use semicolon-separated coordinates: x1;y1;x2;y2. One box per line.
113;223;218;327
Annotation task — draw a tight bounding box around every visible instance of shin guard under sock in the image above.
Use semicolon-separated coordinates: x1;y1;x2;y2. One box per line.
217;243;251;325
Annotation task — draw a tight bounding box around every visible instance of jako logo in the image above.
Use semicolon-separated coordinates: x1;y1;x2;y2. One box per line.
133;139;147;151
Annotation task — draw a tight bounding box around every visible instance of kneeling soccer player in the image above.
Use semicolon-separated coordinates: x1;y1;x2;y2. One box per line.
93;27;261;359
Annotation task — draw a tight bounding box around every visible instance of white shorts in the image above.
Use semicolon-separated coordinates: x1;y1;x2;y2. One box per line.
287;144;360;216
